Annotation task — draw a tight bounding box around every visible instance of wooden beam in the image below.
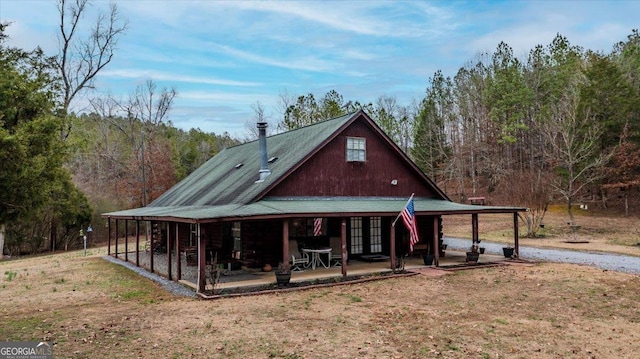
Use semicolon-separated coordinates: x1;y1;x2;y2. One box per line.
135;220;140;266
472;213;479;244
167;222;172;280
115;220;119;258
282;219;289;270
433;216;439;267
150;222;154;273
124;220;129;262
176;222;181;280
341;218;347;276
107;218;111;256
390;222;396;270
197;223;205;293
514;213;520;258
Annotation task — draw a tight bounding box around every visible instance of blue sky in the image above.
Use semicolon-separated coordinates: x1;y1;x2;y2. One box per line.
2;0;639;137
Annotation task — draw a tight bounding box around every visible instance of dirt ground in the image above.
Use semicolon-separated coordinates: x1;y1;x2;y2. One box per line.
2;210;640;358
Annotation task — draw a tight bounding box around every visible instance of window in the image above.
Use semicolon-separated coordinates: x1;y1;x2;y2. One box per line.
370;217;382;253
350;217;363;254
346;137;366;162
231;222;242;259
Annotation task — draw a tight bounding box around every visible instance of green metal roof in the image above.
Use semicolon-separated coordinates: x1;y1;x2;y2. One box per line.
103;197;526;222
103;110;526;221
149;112;356;207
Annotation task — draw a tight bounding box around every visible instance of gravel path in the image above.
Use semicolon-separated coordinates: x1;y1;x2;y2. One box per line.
102;255;197;298
444;237;640;274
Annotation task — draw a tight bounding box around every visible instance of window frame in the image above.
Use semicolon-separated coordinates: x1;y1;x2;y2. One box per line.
346;137;366;162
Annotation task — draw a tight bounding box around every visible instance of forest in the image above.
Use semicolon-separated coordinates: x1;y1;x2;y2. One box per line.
1;1;638;257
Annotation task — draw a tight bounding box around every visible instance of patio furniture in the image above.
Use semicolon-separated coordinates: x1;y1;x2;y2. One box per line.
289;240;309;271
330;236;345;266
302;247;332;270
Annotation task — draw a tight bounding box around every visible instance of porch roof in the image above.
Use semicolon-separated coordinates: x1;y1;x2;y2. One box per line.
102;197;526;223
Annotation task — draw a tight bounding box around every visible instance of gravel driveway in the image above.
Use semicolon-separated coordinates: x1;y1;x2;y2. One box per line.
444;237;640;274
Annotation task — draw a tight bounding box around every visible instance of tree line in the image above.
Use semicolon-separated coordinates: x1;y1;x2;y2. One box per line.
1;1;638;256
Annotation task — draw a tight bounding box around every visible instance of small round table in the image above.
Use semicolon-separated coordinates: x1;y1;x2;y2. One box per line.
302;247;332;270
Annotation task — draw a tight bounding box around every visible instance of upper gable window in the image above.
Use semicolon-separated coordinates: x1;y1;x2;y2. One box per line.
346;137;366;162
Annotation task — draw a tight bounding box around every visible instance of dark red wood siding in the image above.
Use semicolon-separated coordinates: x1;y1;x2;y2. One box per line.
267;119;436;198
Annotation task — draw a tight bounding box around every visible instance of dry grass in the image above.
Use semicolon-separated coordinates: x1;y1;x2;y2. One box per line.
1;210;640;358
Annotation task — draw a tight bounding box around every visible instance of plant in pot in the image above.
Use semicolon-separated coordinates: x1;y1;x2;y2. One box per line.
422;251;434;266
466;242;480;263
502;245;515;258
275;262;291;287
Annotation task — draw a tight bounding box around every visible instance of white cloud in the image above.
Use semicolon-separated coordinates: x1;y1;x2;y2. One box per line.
100;69;263;87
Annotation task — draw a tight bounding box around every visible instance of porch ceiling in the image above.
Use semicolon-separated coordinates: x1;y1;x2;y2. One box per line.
102;197;526;222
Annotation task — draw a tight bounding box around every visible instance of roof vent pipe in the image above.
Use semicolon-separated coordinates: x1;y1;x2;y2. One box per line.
256;122;271;182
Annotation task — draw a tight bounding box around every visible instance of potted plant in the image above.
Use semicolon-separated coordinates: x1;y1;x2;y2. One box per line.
466;242;480;263
422;253;434;266
502;245;515;258
274;262;291;287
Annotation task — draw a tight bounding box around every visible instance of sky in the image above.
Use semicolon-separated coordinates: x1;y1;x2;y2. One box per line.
1;0;639;137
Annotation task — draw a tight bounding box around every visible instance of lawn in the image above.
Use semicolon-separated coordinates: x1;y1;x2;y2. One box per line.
1;210;640;358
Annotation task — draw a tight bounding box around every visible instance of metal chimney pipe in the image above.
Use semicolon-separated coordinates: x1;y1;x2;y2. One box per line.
257;122;270;182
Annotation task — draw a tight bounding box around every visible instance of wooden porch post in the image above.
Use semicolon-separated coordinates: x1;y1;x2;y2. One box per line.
282;219;289;269
390;222;396;270
149;221;154;273
135;220;140;266
124;220;129;262
432;216;439;267
472;213;479;244
341;218;347;276
197;223;205;293
176;223;181;280
107;218;111;256
513;213;520;258
115;220;119;258
167;222;172;280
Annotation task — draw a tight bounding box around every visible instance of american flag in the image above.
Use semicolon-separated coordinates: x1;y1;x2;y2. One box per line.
401;197;419;252
313;218;323;236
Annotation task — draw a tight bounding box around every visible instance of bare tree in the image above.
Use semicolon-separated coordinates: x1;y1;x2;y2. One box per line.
543;85;612;223
57;0;128;137
244;101;273;141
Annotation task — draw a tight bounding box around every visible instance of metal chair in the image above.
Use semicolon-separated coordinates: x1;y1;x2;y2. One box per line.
289;240;309;271
330;236;346;267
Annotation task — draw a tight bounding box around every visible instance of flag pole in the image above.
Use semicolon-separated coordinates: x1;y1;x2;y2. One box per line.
392;193;415;227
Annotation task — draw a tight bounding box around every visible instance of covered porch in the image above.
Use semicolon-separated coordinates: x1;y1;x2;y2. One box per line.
103;198;526;295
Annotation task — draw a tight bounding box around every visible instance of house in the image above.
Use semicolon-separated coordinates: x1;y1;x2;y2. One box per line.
102;110;526;293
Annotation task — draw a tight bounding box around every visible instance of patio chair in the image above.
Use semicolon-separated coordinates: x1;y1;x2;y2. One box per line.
330;236;346;267
289;239;309;271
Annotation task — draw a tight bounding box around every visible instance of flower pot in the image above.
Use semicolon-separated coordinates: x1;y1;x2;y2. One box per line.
422;254;434;266
479;247;485;254
466;251;479;263
275;271;291;287
502;247;514;258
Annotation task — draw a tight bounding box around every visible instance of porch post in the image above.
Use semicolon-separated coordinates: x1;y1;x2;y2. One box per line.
513;213;520;258
124;220;129;262
176;223;181;280
197;223;205;293
432;216;439;266
341;218;347;276
135;220;140;266
107;218;111;256
115;220;119;258
472;213;479;245
390;222;396;270
282;219;289;269
167;222;172;280
149;222;154;273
